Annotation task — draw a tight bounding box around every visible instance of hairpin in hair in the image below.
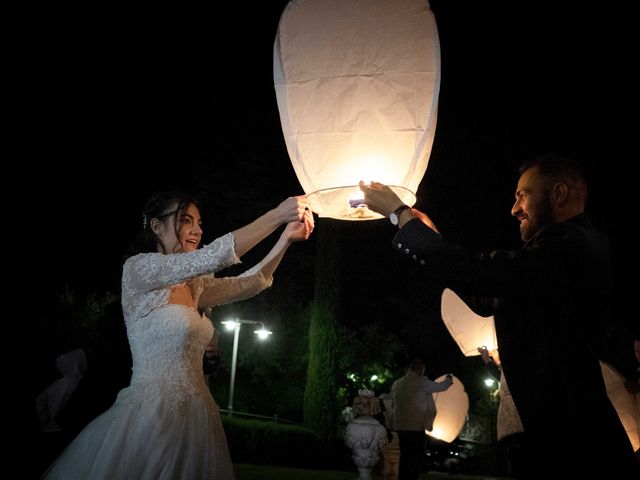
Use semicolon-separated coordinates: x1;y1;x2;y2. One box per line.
142;213;148;230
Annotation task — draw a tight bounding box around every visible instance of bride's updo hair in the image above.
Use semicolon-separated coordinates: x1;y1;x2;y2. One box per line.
125;191;200;258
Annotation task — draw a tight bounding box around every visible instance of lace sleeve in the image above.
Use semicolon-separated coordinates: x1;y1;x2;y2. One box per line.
123;233;241;293
197;264;273;308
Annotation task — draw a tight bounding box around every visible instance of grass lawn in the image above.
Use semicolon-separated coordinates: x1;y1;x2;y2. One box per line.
234;464;356;480
234;464;513;480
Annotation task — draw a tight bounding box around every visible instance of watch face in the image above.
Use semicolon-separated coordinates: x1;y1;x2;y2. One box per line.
390;205;408;225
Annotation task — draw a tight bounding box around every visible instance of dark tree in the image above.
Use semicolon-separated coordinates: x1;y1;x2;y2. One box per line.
303;219;341;446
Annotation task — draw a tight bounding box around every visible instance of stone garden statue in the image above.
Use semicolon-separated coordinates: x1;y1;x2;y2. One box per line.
344;389;388;480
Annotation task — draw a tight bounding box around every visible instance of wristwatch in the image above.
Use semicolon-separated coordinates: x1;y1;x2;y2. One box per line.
389;204;412;226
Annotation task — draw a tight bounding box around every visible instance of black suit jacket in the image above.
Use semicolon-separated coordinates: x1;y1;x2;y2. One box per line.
393;214;638;476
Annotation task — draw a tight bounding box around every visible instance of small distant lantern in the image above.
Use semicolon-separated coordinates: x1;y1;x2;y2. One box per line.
274;0;440;220
441;289;498;356
428;375;469;443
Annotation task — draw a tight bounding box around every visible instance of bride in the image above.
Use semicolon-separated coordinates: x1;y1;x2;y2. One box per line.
43;191;313;479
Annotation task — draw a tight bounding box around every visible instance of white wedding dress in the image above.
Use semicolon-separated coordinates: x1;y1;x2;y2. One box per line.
44;233;272;479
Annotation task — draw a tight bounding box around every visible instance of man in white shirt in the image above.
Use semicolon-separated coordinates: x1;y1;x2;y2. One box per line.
391;359;453;480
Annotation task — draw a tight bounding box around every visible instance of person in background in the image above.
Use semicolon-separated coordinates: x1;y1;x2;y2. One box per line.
43;191;314;479
624;336;640;395
35;349;87;433
391;359;453;480
203;328;221;389
478;346;526;478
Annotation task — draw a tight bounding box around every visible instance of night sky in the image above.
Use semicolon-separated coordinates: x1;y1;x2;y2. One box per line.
29;2;634;377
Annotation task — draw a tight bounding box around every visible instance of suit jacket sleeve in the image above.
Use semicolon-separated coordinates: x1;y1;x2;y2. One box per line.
391;218;574;299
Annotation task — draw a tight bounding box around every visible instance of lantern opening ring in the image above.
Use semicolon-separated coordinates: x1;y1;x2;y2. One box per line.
305;184;416;221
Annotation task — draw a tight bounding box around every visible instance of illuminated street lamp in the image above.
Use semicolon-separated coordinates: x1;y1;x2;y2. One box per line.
220;319;272;416
484;378;497;388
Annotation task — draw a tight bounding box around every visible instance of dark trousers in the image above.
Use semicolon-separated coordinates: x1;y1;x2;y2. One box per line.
396;430;425;480
496;433;526;479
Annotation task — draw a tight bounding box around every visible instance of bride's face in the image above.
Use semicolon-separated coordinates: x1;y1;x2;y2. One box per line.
155;203;203;254
177;203;203;253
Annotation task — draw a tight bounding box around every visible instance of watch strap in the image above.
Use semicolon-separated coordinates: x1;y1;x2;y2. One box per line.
390;204;412;225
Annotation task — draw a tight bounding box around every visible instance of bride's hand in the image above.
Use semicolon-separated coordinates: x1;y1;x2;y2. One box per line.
284;209;314;241
275;196;308;224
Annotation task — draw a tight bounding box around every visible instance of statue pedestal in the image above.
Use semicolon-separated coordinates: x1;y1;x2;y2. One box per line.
345;416;387;480
381;431;400;480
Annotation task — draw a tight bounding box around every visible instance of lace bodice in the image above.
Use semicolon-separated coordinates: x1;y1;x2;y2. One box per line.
119;232;273;405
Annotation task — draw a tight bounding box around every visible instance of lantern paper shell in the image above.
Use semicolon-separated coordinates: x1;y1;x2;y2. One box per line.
600;361;640;452
274;0;440;220
428;375;469;443
441;289;498;356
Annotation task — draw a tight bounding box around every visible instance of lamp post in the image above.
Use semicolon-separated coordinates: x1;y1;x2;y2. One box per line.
221;319;272;416
484;376;499;473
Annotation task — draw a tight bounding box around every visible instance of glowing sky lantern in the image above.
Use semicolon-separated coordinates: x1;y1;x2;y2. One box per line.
274;0;440;220
428;375;469;443
440;289;498;356
600;361;640;452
